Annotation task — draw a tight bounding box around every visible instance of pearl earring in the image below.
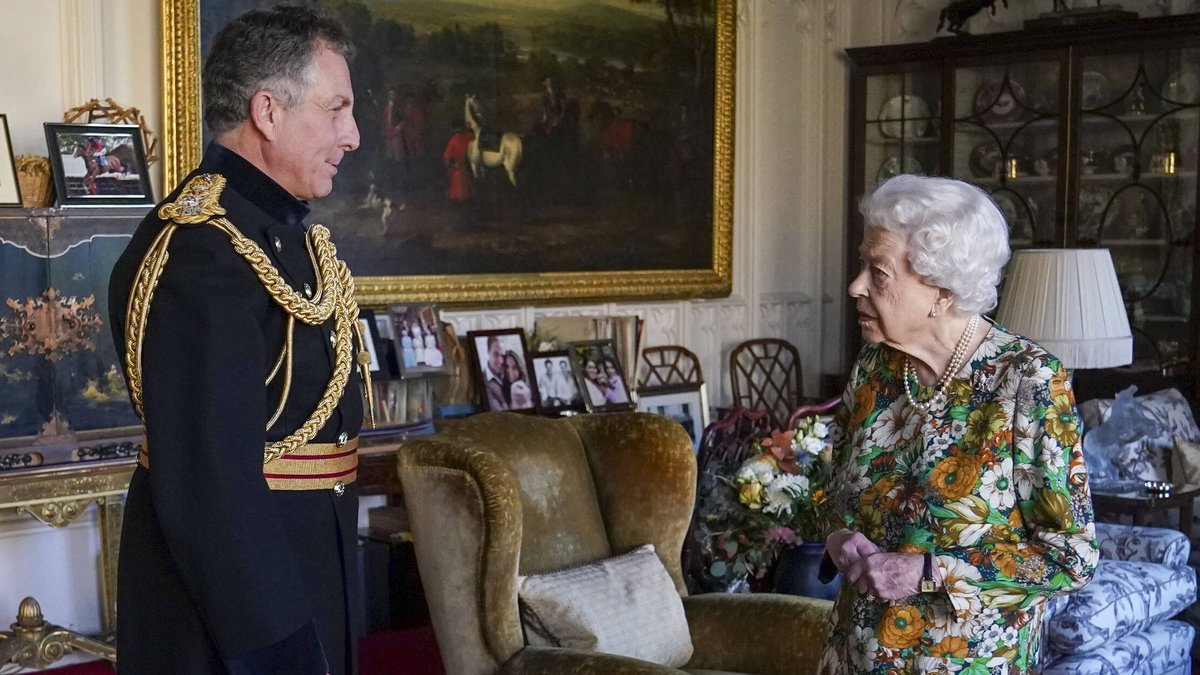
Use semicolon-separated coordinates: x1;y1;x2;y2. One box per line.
930;307;939;317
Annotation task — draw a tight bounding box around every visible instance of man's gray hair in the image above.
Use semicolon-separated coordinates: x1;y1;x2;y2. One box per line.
859;174;1011;314
202;4;355;136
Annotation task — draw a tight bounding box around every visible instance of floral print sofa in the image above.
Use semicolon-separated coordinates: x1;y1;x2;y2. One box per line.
1041;386;1200;674
1042;522;1196;674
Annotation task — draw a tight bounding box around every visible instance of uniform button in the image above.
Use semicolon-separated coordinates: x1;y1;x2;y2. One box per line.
273;236;283;252
303;283;313;298
336;432;349;448
333;481;345;497
329;332;336;345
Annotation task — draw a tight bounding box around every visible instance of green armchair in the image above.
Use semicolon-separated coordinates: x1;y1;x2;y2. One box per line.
397;411;831;675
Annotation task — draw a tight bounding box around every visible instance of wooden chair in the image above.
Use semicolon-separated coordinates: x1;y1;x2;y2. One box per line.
682;407;774;593
728;338;803;427
637;345;704;390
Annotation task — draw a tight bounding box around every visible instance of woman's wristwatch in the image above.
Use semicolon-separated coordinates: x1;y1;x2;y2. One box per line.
920;551;938;593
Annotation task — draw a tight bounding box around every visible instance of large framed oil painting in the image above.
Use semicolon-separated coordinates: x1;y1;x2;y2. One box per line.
163;0;734;305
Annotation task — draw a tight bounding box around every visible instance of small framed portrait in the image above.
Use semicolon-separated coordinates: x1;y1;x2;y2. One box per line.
388;303;448;376
356;309;385;376
568;340;635;413
43;122;153;207
636;384;711;453
0;115;20;206
530;350;584;415
468;328;538;412
371;311;401;378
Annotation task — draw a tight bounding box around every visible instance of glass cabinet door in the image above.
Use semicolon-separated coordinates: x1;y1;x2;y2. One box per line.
1076;48;1200;371
952;59;1063;249
863;69;941;192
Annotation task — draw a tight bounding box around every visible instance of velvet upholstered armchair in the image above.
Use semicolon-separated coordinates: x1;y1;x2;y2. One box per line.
397;412;832;675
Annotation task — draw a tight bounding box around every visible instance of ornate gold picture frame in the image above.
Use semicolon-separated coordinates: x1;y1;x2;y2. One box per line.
162;0;734;305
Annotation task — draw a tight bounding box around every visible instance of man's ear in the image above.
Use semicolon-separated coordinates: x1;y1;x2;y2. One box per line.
248;90;282;142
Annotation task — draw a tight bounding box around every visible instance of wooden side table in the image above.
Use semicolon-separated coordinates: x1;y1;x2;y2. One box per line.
1091;483;1200;538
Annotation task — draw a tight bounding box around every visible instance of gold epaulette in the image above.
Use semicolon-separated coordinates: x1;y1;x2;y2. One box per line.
158;173;227;225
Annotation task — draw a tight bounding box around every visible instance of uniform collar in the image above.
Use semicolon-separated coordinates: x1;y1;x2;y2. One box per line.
199;143;310;230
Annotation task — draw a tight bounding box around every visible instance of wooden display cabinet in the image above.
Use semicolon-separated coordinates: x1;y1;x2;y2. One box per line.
845;14;1200;395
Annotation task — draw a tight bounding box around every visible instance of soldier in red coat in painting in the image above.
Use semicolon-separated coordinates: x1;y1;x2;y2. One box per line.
442;118;474;201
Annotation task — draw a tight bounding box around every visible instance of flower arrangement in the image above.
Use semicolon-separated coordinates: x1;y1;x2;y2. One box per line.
696;415;834;588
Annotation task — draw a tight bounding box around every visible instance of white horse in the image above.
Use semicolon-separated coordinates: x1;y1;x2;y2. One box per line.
464;94;523;187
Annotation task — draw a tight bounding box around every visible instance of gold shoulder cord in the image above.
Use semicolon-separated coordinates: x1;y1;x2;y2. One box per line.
124;173;376;466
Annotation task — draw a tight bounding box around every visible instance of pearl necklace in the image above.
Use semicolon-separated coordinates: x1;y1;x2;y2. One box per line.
904;314;980;414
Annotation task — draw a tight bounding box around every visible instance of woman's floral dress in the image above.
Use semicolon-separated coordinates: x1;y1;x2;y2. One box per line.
819;323;1099;675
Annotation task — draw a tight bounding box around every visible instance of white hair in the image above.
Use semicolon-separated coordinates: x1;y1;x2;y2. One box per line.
859;174;1011;314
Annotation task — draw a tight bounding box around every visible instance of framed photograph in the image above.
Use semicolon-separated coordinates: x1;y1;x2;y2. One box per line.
388;303;448;376
356;309;385;375
530;350;584;416
0;115;19;206
372;311;401;378
637;384;710;453
43;123;153;207
568;340;635;413
162;0;734;304
468;329;537;412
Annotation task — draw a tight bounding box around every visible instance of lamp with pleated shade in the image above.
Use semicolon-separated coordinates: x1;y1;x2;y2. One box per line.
995;249;1133;369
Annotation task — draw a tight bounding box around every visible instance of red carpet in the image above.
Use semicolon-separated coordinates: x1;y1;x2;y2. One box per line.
40;626;444;675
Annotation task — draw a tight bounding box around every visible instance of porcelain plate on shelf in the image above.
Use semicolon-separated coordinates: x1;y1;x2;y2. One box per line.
1164;68;1200;104
974;77;1027;122
992;192;1035;239
875;155;922;184
1081;71;1111;109
878;95;931;139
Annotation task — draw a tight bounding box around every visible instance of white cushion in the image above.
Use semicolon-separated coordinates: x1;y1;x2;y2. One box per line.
518;544;694;667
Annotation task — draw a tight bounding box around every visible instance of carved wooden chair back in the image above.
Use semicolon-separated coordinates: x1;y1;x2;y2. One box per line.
785;396;841;429
637;345;704;390
728;338;803;428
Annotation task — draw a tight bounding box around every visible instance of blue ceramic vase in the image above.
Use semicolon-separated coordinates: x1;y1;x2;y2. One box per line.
774;541;841;600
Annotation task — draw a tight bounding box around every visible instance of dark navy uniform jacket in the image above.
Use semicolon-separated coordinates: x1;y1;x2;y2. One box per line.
108;144;364;675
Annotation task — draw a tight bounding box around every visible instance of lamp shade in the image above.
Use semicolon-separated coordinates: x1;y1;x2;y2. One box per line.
995;249;1132;369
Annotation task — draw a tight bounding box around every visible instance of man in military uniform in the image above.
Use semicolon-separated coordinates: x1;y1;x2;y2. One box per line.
108;6;370;674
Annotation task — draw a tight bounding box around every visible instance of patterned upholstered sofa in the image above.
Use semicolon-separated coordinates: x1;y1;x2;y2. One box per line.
1041;386;1200;674
1042;522;1196;674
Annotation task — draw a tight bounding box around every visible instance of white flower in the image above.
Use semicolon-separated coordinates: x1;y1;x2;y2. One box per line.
979;457;1016;510
1067;525;1099;566
875;398;918;448
800;435;825;456
763;474;808;515
1013;462;1045;500
849;625;878;669
812;421;828;438
736;456;777;485
1038;436;1066;474
938;555;983;617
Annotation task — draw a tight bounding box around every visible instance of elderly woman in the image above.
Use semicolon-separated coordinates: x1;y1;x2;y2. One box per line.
820;175;1098;674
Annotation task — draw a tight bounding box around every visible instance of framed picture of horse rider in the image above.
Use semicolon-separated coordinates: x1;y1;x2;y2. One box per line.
43;122;154;207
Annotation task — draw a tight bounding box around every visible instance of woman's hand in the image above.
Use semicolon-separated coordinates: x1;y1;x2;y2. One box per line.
825;528;880;572
845;552;924;601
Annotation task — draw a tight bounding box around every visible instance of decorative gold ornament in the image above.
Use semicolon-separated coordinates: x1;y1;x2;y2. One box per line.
0;289;102;363
16;498;97;528
0;596;116;667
